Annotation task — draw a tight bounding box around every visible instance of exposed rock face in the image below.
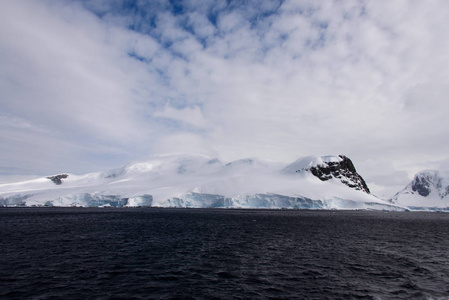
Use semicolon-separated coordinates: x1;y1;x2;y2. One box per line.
46;174;68;185
412;173;434;197
308;155;371;194
410;171;448;198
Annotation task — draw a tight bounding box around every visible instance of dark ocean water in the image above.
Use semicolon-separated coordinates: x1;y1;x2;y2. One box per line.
1;208;449;299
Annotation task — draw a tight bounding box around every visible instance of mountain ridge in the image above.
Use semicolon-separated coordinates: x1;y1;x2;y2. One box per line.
0;153;433;210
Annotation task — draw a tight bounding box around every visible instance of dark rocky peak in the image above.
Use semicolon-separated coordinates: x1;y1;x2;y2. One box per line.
46;174;68;185
308;155;370;194
411;170;447;198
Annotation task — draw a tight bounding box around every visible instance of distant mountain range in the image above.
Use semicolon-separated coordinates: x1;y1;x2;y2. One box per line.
1;154;448;211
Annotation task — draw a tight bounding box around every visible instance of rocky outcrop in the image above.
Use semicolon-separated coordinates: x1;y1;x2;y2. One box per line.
410;171;448;198
308;155;371;194
46;174;68;185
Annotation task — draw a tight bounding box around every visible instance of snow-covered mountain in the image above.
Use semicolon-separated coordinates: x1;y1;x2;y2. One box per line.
389;170;449;211
0;153;404;210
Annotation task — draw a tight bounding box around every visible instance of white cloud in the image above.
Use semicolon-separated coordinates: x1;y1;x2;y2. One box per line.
0;1;149;141
186;12;217;39
153;104;206;128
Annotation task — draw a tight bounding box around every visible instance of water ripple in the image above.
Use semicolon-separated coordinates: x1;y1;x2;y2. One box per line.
1;208;449;299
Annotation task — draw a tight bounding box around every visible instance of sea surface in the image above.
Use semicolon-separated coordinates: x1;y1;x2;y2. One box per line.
1;208;449;299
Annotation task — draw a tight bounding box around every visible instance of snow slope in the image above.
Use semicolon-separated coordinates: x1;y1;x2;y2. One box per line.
389;170;449;211
0;153;404;210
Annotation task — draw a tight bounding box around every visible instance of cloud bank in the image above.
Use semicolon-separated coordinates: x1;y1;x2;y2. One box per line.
1;0;449;197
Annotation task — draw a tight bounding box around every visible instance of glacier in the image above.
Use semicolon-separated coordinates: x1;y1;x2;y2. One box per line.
0;153;406;210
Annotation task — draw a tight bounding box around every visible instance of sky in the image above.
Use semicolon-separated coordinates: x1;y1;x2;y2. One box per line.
1;0;449;198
